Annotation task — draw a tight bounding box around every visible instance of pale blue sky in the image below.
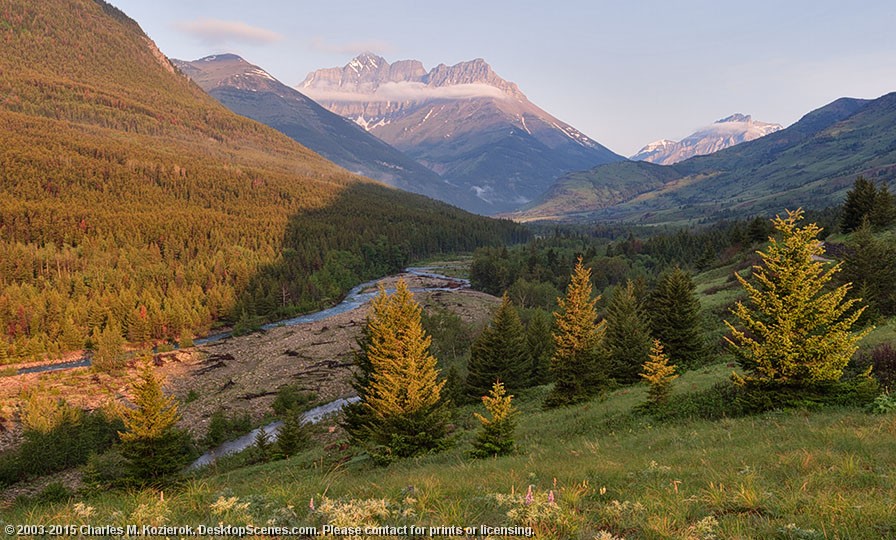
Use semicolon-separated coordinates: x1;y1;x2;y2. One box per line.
112;0;896;156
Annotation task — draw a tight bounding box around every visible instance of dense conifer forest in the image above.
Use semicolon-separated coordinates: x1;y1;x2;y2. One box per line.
0;0;525;363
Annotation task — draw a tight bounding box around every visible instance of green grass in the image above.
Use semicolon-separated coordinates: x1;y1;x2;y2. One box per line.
6;365;895;539
861;317;896;349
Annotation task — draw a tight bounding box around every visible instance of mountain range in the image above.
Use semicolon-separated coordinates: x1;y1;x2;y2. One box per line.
300;53;624;213
172;54;479;208
631;114;783;165
0;0;520;359
512;94;896;223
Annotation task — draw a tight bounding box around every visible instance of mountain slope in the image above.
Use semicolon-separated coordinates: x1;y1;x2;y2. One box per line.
631;114;782;165
301;53;624;214
173;54;479;207
0;0;523;361
514;95;895;223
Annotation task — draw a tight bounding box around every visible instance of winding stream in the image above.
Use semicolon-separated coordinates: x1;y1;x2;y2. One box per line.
188;266;467;468
15;267;466;466
189;266;467;468
18;267;468;374
189;396;361;470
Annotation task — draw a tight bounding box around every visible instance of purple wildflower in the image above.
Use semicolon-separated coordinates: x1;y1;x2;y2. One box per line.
548;490;555;504
525;485;534;506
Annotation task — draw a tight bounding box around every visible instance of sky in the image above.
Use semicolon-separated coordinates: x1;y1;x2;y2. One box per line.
111;0;896;156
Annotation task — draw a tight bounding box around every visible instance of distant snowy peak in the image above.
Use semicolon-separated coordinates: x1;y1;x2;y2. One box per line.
631;114;783;165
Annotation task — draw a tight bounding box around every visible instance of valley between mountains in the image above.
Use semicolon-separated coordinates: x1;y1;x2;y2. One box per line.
2;1;896;538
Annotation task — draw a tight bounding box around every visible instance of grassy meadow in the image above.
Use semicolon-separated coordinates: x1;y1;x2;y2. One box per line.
4;358;894;539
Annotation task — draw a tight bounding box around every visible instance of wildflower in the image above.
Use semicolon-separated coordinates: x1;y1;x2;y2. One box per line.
72;502;95;519
547;490;555;504
309;497;315;511
525;485;533;506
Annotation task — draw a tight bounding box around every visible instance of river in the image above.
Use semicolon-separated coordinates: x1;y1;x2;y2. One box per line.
188;266;467;469
17;266;468;375
188;396;361;470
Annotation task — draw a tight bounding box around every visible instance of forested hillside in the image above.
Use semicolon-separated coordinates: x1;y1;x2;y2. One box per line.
0;0;525;363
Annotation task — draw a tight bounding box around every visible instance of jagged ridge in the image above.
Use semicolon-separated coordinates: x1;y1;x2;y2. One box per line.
300;53;623;214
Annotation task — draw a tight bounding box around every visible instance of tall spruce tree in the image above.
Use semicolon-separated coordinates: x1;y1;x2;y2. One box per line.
92;318;126;372
869;183;896;230
648;267;705;369
526;309;554;385
545;257;607;407
840;176;878;233
726;209;870;385
604;280;652;385
466;294;530;398
342;279;450;462
842;221;896;317
118;362;191;485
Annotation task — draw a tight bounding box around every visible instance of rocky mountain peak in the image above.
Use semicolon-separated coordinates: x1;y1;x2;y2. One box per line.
301;54;524;100
423;58;522;97
347;52;386;73
173;54;280;94
631;113;783;165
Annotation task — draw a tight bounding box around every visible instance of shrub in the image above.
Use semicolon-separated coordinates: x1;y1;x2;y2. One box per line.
203;410;252;448
867;392;896;414
0;406;123;486
33;482;72;505
82;448;129;490
869;343;896;390
272;385;316;417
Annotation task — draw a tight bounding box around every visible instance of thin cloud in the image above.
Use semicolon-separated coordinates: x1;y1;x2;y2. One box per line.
176;19;283;46
309;37;395;55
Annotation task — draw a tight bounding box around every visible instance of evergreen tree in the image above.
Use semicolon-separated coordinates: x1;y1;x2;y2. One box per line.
545;257;607;407
254;426;273;463
118;362;191;485
747;216;771;244
526;309;554;385
725;209;870;385
604;280;653;385
842;220;896;317
639;339;678;410
59;317;85;352
342;279;450;462
840;176;878;233
442;365;466;407
466;294;530;398
92;318;126;372
869;183;896;230
648;267;705;369
128;305;152;345
275;410;311;458
470;381;517;458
